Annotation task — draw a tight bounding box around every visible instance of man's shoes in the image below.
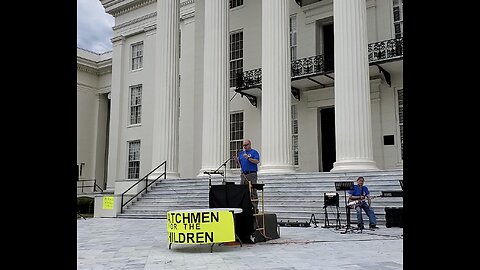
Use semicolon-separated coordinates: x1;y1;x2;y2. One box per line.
369;224;378;229
357;224;364;230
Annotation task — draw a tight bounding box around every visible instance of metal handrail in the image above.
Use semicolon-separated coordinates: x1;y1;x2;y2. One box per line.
77;179;104;193
121;161;167;213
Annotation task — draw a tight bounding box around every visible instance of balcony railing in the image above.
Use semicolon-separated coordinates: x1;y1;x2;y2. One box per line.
235;68;262;90
368;37;403;63
291;55;324;79
235;37;403;90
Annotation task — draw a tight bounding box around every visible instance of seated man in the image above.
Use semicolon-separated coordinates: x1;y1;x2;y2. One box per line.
348;177;378;229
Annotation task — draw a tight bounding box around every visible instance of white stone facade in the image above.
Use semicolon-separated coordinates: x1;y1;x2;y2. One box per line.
77;0;403;192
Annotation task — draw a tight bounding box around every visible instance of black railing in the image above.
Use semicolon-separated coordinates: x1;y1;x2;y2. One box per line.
77;179;103;193
235;68;262;90
235;37;403;90
291;55;324;79
368;37;403;63
121;161;167;213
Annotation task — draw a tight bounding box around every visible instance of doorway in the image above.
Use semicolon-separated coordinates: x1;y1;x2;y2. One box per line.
318;107;335;172
323;23;334;73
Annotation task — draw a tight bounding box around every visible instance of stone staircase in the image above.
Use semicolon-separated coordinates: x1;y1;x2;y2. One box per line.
117;169;403;226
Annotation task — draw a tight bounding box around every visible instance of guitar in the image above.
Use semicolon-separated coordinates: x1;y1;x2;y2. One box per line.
347;195;380;207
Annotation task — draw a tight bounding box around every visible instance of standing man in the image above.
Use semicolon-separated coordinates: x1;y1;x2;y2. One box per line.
234;139;260;212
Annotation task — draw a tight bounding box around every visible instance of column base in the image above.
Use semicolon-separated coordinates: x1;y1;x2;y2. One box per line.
330;159;379;172
259;164;296;175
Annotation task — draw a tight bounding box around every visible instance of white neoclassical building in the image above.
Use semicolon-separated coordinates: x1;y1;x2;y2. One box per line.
77;0;403;194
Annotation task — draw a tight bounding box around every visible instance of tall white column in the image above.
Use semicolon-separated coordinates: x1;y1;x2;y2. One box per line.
106;36;125;191
152;0;180;178
260;0;295;174
199;0;229;175
331;0;378;172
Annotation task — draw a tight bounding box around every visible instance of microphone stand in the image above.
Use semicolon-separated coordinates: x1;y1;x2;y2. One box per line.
212;157;232;185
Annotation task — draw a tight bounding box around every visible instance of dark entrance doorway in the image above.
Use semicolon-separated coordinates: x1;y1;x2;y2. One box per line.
319;107;335;172
323;23;334;73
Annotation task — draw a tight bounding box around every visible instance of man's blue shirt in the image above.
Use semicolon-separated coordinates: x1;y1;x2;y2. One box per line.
348;185;370;196
238;149;260;172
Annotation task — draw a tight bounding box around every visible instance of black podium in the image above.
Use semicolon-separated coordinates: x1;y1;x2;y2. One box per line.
209;184;254;243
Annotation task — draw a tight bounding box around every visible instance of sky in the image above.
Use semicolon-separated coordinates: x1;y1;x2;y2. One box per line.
77;0;115;54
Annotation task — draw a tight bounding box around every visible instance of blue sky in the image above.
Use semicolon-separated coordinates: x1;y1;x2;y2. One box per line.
77;0;115;54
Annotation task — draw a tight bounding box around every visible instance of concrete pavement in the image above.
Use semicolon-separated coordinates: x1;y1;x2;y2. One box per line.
77;218;403;269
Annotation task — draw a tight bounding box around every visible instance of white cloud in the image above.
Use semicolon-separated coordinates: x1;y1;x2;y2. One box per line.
77;0;115;54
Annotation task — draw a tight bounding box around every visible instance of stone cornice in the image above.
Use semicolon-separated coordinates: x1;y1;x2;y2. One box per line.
181;0;194;7
144;24;157;35
77;64;97;75
102;0;193;16
103;0;156;17
77;83;112;94
181;0;195;22
113;12;156;31
304;0;375;24
77;83;97;92
112;0;195;31
77;56;112;76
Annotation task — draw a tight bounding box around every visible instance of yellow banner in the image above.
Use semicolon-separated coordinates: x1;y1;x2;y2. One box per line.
102;196;114;210
167;210;235;244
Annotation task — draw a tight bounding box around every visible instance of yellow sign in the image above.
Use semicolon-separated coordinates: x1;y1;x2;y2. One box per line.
103;196;114;210
167;210;235;244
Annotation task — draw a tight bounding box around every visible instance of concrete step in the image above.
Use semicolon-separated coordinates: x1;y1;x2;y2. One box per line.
119;170;403;224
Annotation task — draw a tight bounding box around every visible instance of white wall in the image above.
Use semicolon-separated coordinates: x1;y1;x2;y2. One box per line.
77;49;112;188
93;0;403;182
77;82;98;180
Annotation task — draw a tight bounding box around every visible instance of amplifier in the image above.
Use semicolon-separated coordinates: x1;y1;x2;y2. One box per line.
253;213;280;243
385;207;403;228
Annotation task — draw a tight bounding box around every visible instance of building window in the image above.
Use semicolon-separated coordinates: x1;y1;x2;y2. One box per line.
127;140;141;179
229;0;243;9
230;31;243;87
129;85;142;125
290;14;297;61
392;0;403;39
292;104;299;166
397;88;403;160
131;42;143;70
229;112;244;169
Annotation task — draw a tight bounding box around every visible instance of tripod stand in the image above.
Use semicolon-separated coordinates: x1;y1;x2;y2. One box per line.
334;181;358;234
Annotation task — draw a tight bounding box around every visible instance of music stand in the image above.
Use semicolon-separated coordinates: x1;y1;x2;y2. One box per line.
334;181;356;234
322;192;340;229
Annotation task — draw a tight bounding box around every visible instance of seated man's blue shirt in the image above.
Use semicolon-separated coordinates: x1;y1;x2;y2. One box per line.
348;185;370;196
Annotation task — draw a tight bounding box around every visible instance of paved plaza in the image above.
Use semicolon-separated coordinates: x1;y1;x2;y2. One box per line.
77;217;403;269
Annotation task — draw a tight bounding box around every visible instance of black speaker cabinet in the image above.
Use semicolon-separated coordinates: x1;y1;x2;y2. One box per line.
253;213;280;243
385;207;403;228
